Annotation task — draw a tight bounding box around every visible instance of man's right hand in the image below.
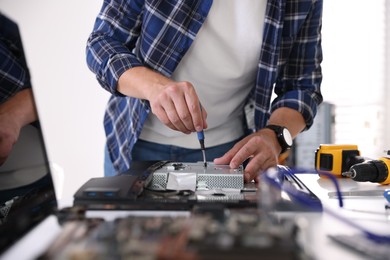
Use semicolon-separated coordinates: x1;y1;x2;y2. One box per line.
117;66;207;134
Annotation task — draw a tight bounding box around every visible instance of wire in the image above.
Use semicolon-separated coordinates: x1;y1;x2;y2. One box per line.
261;167;390;244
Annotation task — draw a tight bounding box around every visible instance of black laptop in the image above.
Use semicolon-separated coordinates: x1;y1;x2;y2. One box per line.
0;119;57;255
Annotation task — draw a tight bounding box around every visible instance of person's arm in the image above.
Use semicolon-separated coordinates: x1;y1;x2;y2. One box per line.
0;14;36;165
86;0;144;95
214;107;305;181
215;0;323;182
86;1;207;134
0;13;32;104
271;0;323;130
0;88;37;165
117;66;207;134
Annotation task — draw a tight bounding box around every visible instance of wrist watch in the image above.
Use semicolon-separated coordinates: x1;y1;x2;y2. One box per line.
264;125;293;154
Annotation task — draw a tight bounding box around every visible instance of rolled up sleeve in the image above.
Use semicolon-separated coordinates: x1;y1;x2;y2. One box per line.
86;0;144;95
272;0;323;129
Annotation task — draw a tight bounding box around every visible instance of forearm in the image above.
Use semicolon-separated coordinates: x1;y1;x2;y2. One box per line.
0;88;37;129
117;66;173;100
267;107;306;138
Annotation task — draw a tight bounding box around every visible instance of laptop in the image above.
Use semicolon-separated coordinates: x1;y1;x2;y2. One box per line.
0;86;323;259
0;117;57;256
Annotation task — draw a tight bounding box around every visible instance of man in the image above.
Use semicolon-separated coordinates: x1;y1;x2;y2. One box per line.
86;0;323;181
0;13;37;166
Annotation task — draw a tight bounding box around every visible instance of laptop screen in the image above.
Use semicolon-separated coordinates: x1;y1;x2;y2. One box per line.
0;14;58;253
0;111;58;254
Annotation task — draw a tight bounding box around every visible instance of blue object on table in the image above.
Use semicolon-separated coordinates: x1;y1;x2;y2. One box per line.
383;189;390;202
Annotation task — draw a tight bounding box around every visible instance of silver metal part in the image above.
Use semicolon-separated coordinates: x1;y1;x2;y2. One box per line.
148;162;244;191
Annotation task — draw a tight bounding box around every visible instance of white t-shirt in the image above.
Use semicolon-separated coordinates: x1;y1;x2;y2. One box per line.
140;0;267;148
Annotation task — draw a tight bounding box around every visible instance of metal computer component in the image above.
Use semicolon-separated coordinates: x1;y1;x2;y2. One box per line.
148;162;244;191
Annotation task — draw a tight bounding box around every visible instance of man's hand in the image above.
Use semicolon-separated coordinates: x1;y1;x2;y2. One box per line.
118;67;207;133
214;107;306;182
214;129;280;182
0;88;37;166
0;114;20;165
148;81;207;134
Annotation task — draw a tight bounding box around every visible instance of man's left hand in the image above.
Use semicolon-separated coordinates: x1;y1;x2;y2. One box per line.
213;128;281;182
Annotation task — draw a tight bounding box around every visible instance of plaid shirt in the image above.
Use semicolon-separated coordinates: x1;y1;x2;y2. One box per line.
0;13;31;104
86;0;323;174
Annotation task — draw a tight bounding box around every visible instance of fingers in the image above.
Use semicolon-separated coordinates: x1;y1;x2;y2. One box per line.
149;81;206;134
244;153;278;182
215;133;279;183
159;98;192;134
183;92;203;132
213;138;247;166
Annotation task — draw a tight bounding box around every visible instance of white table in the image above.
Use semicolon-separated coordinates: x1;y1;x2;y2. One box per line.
296;174;389;260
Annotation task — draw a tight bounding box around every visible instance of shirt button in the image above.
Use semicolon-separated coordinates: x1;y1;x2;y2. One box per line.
194;13;202;21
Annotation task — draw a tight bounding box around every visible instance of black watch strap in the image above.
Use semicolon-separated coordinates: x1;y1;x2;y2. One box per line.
264;125;292;154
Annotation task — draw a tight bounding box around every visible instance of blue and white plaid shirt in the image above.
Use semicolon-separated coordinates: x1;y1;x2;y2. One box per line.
86;0;323;174
0;13;31;104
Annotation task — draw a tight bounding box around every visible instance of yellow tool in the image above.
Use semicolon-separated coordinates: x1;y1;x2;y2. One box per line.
315;144;363;176
342;156;390;185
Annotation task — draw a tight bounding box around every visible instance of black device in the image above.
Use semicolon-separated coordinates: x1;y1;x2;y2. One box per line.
73;160;164;201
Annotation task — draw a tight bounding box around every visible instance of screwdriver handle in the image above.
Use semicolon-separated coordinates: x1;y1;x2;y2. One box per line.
197;131;204;141
197;102;205;149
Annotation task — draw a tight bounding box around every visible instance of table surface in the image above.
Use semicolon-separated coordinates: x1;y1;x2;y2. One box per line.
294;174;389;260
2;173;389;260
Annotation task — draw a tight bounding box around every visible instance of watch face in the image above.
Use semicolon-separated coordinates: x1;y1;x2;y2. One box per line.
283;128;293;146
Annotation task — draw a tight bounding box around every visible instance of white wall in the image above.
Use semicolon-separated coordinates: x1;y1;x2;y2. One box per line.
0;0;109;199
321;0;387;159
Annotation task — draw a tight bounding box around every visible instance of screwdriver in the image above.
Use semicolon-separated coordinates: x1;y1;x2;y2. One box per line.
197;103;207;168
197;130;207;168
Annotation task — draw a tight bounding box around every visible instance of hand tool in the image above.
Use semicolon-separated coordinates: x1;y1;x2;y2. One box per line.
197;131;207;168
197;104;207;167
